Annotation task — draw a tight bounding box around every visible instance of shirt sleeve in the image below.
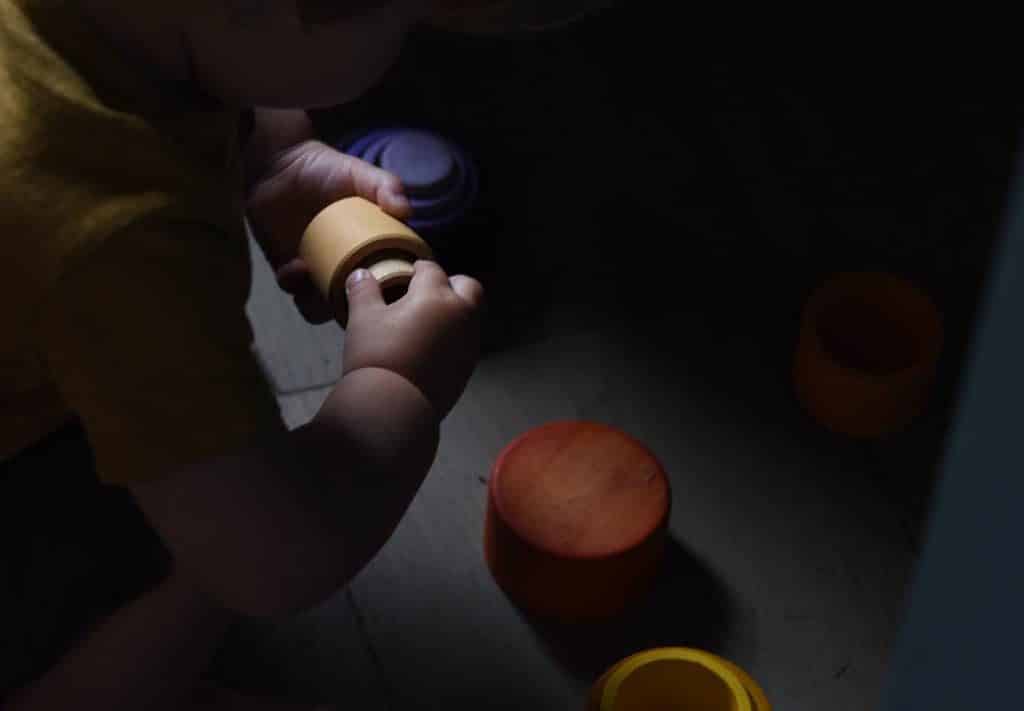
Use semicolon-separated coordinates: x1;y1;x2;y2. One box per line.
33;215;287;486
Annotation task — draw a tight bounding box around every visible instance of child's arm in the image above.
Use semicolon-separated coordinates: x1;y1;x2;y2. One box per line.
122;111;481;618
130;262;482;618
130;364;439;618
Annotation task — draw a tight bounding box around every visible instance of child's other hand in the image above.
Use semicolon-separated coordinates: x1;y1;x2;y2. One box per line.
245;112;411;325
342;261;484;418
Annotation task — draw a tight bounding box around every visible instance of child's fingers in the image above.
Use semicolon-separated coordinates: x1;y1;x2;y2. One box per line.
449;274;485;309
407;260;451;294
310;144;412;220
344;268;384;312
249;143;411;264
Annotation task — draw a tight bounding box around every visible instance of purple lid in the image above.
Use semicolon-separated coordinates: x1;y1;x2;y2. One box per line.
381;132;457;198
340;128;479;237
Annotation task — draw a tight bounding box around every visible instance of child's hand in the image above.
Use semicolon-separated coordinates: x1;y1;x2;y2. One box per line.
341;261;484;418
245;110;411;325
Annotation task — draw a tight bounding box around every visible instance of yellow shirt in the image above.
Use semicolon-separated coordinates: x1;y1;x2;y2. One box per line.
0;0;285;484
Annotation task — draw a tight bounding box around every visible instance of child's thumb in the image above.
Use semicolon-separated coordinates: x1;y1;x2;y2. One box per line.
345;269;383;312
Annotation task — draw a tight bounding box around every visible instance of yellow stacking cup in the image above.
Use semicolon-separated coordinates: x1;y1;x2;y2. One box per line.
586;648;771;711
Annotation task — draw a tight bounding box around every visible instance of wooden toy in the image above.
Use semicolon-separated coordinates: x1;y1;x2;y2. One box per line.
586;648;771;711
794;272;943;438
484;421;670;622
338;128;479;243
300;196;432;323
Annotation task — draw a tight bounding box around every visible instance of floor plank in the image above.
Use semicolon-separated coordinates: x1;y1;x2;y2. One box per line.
242;250;923;710
208;590;388;710
228;15;1005;705
246;232;344;394
277;386;333;430
341;303;918;710
343;336;606;711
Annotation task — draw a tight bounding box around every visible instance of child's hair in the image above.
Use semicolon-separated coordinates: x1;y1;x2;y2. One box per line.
224;1;393;28
296;0;392;26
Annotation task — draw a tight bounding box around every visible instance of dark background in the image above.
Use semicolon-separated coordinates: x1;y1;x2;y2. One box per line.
312;5;1022;540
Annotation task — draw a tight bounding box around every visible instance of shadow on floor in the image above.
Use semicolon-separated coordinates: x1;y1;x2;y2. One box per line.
205;591;389;709
515;536;735;682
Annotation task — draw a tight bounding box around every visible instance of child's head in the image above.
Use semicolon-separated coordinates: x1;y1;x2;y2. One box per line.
429;0;615;33
182;1;424;108
177;1;612;108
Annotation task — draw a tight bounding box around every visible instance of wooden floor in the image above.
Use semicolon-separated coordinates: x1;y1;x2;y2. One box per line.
203;22;1022;705
204;230;945;710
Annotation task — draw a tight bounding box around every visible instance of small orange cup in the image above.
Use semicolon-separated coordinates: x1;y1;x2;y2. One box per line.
794;272;943;438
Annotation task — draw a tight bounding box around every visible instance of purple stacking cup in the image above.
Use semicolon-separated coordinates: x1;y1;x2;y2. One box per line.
339;127;480;246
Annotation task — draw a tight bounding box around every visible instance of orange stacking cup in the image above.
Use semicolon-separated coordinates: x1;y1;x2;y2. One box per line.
794;272;943;438
300;197;432;324
484;421;671;622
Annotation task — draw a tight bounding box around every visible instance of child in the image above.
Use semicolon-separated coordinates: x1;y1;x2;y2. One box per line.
0;1;608;708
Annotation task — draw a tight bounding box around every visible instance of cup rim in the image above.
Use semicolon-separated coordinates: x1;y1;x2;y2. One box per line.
802;271;943;382
599;647;770;711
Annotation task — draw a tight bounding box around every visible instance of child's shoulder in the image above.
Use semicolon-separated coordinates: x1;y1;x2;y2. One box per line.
2;0;243;226
2;0;132;136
